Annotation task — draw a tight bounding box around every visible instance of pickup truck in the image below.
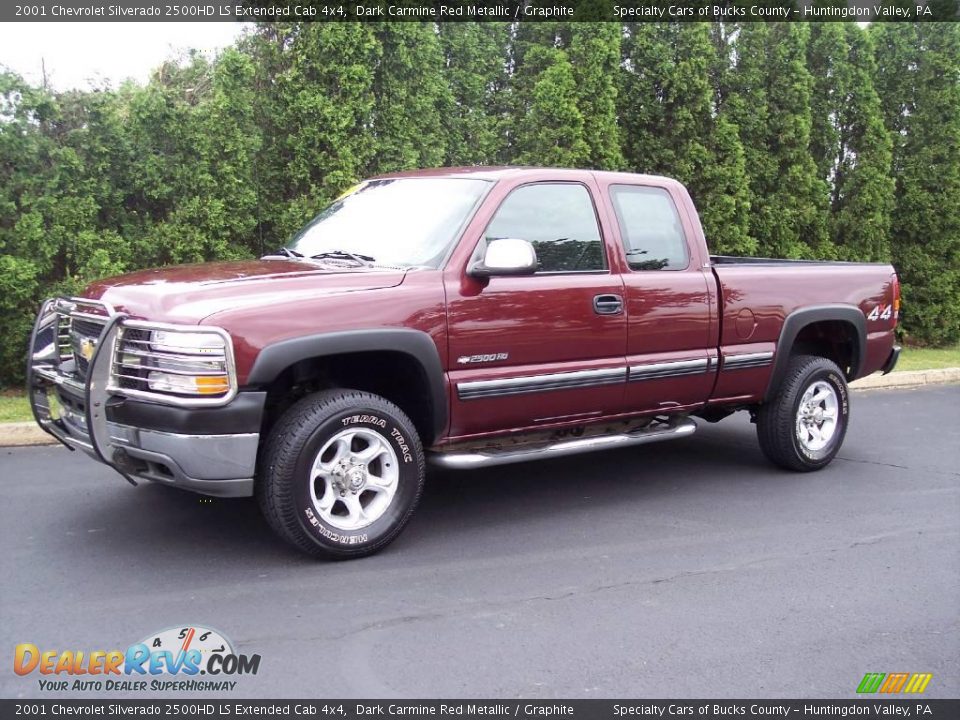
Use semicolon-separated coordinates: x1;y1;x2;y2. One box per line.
27;167;901;558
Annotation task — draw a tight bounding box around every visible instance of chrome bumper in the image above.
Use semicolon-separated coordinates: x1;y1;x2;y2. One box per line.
27;300;257;497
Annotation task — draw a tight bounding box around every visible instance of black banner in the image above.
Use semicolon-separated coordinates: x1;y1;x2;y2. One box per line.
1;700;958;719
5;0;960;23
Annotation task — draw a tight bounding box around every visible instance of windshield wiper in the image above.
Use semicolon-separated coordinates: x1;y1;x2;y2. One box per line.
308;250;376;266
262;247;303;260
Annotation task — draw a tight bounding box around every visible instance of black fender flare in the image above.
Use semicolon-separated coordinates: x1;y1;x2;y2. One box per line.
246;329;447;440
765;304;867;401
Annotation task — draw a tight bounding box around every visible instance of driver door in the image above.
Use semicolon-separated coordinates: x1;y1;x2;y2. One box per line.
444;181;627;439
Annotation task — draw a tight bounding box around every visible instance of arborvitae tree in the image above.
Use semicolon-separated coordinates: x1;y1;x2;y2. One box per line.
619;23;668;172
699;116;755;256
872;24;960;345
568;23;624;169
808;24;848;184
247;23;380;240
728;23;829;258
708;22;736;114
511;45;590;167
438;23;509;166
620;23;752;254
808;25;894;262
368;23;452;174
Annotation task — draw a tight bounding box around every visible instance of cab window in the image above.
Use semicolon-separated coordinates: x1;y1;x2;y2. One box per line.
610;185;689;271
485;183;606;273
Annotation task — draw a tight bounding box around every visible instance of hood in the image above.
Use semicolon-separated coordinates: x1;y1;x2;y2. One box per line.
83;259;407;324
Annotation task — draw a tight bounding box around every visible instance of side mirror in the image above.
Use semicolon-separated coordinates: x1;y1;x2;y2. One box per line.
468;238;538;278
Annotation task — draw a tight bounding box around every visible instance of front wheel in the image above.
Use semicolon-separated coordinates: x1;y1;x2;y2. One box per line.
257;389;425;559
756;355;850;472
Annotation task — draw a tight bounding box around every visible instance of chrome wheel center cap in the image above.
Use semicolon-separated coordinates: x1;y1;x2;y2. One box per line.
347;465;367;492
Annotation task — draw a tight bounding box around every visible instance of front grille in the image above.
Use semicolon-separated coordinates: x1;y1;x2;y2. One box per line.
56;317;72;362
39;297;235;407
114;328;152;391
70;316;106;378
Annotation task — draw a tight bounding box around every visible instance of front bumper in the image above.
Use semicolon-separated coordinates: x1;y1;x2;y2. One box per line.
27;299;261;497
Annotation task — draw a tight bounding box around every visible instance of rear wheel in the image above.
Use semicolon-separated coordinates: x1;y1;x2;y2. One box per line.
757;355;849;472
257;389;425;559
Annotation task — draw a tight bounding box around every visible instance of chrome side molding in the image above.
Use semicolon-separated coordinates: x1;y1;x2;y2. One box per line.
629;358;710;381
457;367;626;401
429;418;697;470
722;351;774;370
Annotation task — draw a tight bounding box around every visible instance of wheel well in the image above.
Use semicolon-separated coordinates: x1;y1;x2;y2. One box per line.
791;320;860;379
259;352;439;445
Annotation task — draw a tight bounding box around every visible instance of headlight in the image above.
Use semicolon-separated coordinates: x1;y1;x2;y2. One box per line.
112;324;236;403
150;330;226;355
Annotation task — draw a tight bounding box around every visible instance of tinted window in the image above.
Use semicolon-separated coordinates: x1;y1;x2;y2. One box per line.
485;183;605;273
610;185;688;271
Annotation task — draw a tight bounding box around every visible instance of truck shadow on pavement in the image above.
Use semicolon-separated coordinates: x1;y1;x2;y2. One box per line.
63;419;792;566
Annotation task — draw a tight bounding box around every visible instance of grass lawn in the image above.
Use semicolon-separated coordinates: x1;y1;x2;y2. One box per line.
895;343;960;371
0;393;31;423
0;344;957;425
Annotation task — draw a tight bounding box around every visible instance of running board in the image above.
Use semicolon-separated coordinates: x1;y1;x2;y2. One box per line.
429;418;697;470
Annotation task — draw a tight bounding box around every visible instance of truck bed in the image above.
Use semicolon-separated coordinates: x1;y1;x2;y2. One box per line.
708;257;898;399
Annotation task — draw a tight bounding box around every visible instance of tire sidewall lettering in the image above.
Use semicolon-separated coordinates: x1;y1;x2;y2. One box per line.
341;414;386;428
303;507;369;545
390;427;413;464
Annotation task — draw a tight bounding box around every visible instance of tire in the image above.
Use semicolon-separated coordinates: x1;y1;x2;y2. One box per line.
257;389;425;559
756;355;850;472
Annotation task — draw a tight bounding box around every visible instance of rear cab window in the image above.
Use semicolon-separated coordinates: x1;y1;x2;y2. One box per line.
484;183;607;273
609;185;689;271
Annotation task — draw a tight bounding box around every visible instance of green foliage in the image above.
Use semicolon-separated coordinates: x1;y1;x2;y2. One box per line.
729;23;830;259
512;45;590;167
808;24;895;264
568;23;624;169
621;23;753;254
1;20;958;388
245;23;379;241
368;23;451;173
439;23;510;165
871;24;960;345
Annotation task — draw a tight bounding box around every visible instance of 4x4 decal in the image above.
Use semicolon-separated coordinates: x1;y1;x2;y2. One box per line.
867;304;893;321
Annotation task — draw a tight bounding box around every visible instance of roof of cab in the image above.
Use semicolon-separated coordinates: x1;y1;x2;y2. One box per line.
372;166;679;187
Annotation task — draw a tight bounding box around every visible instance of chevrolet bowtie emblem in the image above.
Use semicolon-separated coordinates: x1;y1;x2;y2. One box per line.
79;337;96;361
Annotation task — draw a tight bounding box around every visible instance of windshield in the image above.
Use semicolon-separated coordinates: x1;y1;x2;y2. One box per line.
285;178;491;268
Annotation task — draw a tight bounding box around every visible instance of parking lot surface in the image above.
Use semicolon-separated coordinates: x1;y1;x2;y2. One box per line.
2;386;957;699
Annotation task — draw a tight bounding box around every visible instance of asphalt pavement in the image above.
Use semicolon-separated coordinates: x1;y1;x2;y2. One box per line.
1;386;958;700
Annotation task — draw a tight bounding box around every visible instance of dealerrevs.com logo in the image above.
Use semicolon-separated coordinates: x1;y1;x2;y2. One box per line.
13;625;260;693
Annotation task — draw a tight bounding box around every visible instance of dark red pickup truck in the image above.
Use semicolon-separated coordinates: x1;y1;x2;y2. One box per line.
28;167;901;558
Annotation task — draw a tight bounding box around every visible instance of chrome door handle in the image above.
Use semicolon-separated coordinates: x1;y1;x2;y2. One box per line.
593;294;623;315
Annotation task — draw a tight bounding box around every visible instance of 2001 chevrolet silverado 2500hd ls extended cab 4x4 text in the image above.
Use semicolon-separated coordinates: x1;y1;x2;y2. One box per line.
27;168;901;558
